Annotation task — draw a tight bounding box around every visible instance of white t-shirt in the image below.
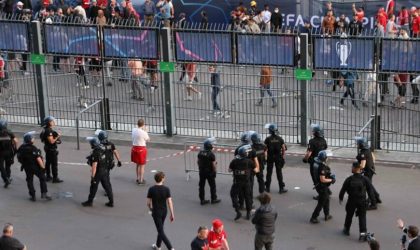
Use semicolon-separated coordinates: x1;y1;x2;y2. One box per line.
132;127;150;146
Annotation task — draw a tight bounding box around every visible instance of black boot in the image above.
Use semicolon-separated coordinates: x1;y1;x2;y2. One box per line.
342;228;350;236
82;200;93;207
41;193;52;201
246;211;251;220
105;201;114;207
279;187;288;194
234;210;242;221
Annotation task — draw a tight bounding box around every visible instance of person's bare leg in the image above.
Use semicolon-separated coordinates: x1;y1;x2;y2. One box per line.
139;164;145;182
136;164;140;181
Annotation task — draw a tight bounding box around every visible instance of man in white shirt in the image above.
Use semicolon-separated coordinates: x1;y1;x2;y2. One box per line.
131;119;150;185
261;4;271;33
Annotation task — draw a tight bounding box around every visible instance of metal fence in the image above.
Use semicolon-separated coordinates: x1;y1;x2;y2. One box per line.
1;18;420;152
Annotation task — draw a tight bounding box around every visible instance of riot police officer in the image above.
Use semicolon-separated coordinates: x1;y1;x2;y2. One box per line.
229;145;259;221
197;137;221;205
82;137;114;207
235;131;260;209
250;132;266;194
355;137;381;210
40;116;63;183
97;130;122;196
303;124;328;199
264;124;287;194
16;131;52;201
0;119;18;188
339;162;376;240
310;151;335;224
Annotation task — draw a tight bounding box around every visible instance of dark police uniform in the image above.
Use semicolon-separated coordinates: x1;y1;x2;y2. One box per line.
310;160;332;221
251;142;267;194
356;148;381;204
41;127;60;181
17;143;48;199
197;149;218;202
339;173;376;235
229;157;256;213
234;145;257;206
264;134;286;192
0;128;16;186
102;141;116;195
307;137;328;184
85;145;114;205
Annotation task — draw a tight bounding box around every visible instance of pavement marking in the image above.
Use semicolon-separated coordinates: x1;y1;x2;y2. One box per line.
294;187;301;190
150;170;157;173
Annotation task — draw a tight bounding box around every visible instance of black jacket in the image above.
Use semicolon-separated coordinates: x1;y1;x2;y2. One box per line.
408;237;420;250
251;204;277;235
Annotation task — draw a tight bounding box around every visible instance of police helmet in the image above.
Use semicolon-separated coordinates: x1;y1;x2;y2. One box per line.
317;150;328;162
23;131;36;144
86;136;101;148
0;118;7;130
240;131;254;145
203;137;216;150
95;130;108;142
237;144;252;159
250;132;261;144
43;116;56;127
311;124;323;137
355;137;369;149
266;123;278;134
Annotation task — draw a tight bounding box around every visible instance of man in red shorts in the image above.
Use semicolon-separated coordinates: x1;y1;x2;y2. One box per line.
131;118;150;185
208;219;230;250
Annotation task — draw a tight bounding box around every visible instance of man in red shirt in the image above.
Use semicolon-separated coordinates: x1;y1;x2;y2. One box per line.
377;7;388;27
412;11;420;37
386;0;395;17
398;6;410;26
208;219;229;250
352;3;364;22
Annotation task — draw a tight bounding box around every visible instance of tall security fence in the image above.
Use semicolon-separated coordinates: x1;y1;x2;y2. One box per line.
0;19;419;152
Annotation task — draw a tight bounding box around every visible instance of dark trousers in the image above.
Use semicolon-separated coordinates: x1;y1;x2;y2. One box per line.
45;149;58;179
24;167;47;196
0;156;13;183
259;85;276;104
363;171;380;204
311;187;330;219
21;54;28;71
341;85;356;104
231;182;252;211
265;158;284;191
88;171;113;203
378;73;389;101
309;160;317;185
199;173;217;201
53;56;60;70
256;165;265;194
255;234;274;250
152;212;173;249
344;199;367;233
211;87;221;111
411;83;419;101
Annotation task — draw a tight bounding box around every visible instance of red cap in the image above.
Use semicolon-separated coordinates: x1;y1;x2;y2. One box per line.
212;219;223;229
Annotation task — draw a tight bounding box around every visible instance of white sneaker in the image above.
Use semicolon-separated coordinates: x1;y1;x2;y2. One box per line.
198;92;202;100
151;244;161;250
184;96;193;101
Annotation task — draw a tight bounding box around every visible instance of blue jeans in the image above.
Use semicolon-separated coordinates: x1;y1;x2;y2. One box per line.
259;85;276;103
211;87;221;111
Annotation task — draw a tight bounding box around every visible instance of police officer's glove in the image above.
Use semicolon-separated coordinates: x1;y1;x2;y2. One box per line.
302;158;308;163
330;174;336;184
91;177;96;184
117;161;122;167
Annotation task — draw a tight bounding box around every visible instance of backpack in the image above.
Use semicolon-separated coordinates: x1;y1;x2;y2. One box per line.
349;176;366;198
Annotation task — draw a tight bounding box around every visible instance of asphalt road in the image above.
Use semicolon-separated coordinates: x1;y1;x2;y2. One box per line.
0;141;419;250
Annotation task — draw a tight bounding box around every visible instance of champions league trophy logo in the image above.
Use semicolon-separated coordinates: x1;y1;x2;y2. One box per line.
336;39;352;66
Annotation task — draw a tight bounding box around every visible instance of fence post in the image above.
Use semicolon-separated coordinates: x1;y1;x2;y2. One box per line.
160;27;175;136
31;21;49;122
299;33;310;146
370;115;381;151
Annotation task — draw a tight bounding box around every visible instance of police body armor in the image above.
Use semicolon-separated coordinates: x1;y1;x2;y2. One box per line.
87;146;108;170
232;159;252;184
102;143;115;170
0;129;15;157
41;127;59;151
348;175;367;200
309;137;327;163
197;150;214;175
313;160;331;188
266;135;284;161
358;148;375;174
253;143;266;168
17;144;41;171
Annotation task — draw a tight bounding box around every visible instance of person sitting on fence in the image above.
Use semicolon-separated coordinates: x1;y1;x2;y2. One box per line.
128;58;146;101
322;10;335;36
339;71;359;110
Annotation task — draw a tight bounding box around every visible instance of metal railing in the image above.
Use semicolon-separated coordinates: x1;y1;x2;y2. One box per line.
76;99;103;150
